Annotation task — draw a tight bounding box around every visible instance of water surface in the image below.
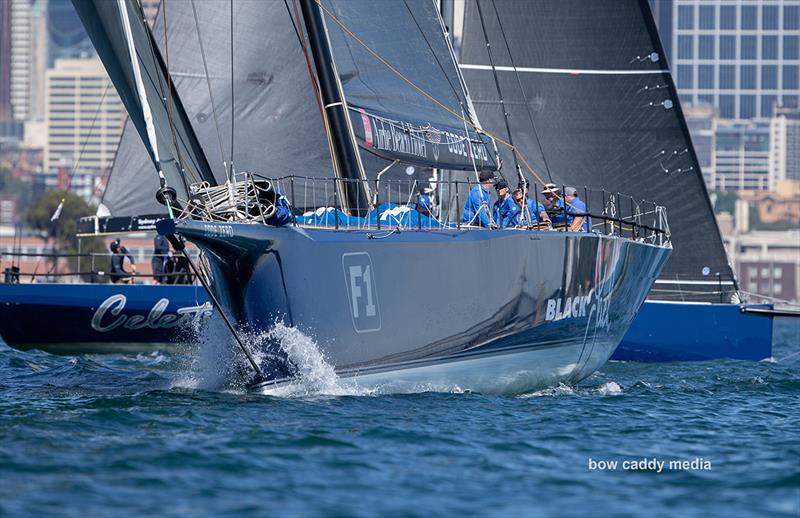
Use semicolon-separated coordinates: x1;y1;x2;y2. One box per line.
1;319;797;517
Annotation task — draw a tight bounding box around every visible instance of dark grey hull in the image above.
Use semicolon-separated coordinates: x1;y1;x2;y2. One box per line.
167;220;671;393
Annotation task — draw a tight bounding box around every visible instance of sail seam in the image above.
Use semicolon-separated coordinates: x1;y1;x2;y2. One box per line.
459;64;670;75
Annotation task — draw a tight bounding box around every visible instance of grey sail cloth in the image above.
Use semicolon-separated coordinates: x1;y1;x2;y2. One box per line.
458;0;734;301
321;0;497;174
103;0;336;216
72;0;215;212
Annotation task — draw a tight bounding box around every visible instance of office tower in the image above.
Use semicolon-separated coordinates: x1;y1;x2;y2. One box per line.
44;58;125;174
671;0;800;119
769;105;800;182
714;119;771;191
0;0;12;121
47;0;94;66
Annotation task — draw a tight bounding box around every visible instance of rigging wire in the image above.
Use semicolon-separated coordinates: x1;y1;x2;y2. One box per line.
401;0;465;115
31;80;113;280
474;0;516;185
156;0;193;191
312;0;555;195
229;0;235;180
190;0;228;177
488;0;554;184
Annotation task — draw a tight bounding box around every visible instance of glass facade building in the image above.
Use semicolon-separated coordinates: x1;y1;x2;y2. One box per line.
671;0;800;119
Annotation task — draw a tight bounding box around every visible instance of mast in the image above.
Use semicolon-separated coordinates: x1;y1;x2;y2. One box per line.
298;0;370;215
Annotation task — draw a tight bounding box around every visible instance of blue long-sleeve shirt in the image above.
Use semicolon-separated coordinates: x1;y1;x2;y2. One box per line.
565;197;591;231
492;196;516;227
507;198;546;227
462;185;491;227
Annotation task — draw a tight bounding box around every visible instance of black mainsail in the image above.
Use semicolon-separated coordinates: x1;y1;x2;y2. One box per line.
458;0;734;302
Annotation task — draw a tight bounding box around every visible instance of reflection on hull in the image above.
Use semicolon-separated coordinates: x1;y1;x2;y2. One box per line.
174;220;671;392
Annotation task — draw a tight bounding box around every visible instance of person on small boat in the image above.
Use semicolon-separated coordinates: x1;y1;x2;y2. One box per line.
462;170;496;227
151;234;170;284
492;179;514;228
564;187;591;232
109;239;136;284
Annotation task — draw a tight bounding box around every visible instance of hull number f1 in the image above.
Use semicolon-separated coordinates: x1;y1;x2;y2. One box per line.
342;252;381;333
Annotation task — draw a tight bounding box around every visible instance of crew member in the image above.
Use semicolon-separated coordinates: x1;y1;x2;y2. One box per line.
151;234;170;284
492;179;514;228
416;187;432;217
564;187;591;232
109;239;136;284
462;170;496;227
542;185;565;227
508;188;548;227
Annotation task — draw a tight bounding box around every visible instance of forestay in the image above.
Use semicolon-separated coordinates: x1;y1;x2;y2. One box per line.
73;0;215;212
458;0;735;301
103;0;336;216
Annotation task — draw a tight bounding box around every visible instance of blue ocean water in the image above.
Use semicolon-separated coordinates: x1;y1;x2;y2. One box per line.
1;320;798;517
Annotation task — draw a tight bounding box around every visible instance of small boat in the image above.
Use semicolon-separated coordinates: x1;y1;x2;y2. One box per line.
73;0;672;393
454;0;790;362
0;282;211;355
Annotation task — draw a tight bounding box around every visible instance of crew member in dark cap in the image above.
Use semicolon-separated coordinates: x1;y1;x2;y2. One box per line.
462;170;496;227
492;179;514;228
109;238;136;284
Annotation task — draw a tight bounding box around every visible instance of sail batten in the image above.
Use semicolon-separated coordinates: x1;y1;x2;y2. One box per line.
459;0;734;302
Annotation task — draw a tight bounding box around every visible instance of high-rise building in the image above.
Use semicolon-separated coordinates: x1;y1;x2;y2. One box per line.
44;58;125;174
671;0;800;120
769;105;800;183
713;119;772;191
47;0;94;66
10;0;31;122
0;0;12;121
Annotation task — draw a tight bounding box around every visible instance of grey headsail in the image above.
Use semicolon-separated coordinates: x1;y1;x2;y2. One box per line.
102;0;336;216
72;0;216;210
320;0;497;174
458;0;734;302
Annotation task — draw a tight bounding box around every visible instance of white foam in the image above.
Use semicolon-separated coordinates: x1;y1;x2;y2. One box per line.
595;381;623;395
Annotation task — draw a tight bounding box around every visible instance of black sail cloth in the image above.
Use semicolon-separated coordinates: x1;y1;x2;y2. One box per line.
73;0;216;213
102;0;336;216
321;0;497;177
458;0;735;302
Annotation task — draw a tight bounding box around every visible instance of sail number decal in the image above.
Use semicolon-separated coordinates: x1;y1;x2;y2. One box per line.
203;224;233;238
342;252;381;333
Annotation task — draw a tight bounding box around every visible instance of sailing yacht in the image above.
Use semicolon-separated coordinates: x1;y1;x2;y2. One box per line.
72;0;672;393
455;0;786;362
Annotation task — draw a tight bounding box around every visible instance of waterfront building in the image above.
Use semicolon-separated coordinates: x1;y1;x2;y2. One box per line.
44;58;125;174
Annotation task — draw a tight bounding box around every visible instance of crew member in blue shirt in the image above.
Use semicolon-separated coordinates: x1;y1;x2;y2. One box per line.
564;186;591;232
508;187;549;227
492;179;514;228
416;188;432;217
109;239;136;284
462;170;496;227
